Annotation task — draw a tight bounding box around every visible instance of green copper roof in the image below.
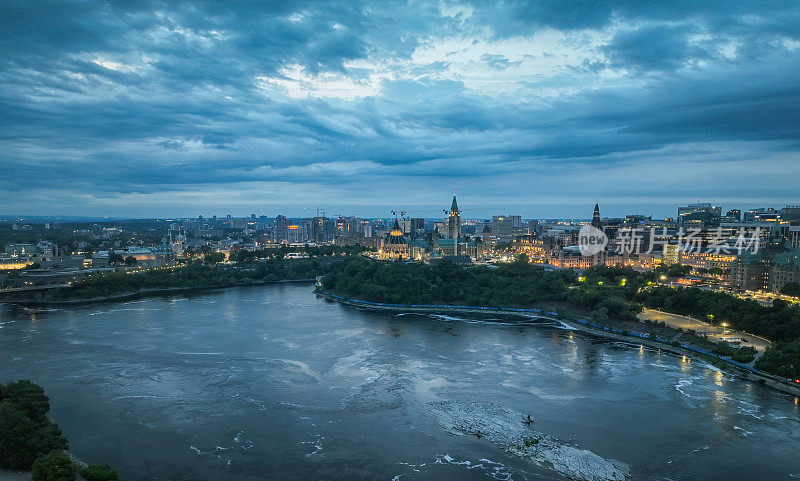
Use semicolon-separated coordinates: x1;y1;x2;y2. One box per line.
450;195;458;212
737;250;764;265
772;249;800;267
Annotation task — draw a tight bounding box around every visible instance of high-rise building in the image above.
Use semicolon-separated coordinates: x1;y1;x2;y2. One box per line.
743;207;780;222
311;217;337;244
724;209;741;223
788;226;800;249
678;203;722;227
491;215;522;237
527;219;541;236
398;218;425;235
337;217;363;238
275;215;288;243
780;205;800;224
361;220;373;238
287;224;303;243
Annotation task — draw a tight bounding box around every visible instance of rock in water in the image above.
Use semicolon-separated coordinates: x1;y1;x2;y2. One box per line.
428;401;630;481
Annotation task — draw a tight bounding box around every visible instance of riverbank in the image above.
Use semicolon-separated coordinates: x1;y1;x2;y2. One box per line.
317;290;800;398
638;308;772;362
1;278;316;306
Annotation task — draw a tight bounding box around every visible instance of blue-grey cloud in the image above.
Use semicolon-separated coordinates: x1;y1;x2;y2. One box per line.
1;0;799;218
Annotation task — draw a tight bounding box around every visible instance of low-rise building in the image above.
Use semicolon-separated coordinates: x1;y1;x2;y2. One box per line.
679;251;737;272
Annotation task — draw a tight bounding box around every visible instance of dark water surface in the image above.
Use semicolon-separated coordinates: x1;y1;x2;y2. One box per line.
0;284;798;480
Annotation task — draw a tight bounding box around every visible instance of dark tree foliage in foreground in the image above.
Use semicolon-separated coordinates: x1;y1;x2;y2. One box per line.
0;380;68;470
31;451;75;481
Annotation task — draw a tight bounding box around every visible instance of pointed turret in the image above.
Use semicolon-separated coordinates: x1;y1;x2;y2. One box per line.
450;195;459;213
591;203;602;229
390;218;403;236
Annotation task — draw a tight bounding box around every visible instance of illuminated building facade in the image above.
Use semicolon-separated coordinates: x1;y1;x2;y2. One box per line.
380;219;409;260
447;195;461;254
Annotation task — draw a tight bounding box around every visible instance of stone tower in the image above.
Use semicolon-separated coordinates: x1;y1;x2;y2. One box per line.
448;195;461;240
591;203;602;230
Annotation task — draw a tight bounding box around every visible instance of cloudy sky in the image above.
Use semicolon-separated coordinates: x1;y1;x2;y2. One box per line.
2;1;799;219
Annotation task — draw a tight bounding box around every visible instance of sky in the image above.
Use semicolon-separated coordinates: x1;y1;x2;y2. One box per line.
2;1;800;220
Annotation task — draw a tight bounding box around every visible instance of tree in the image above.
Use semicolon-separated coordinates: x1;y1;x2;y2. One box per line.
82;464;119;481
31;451;75;481
0;402;41;469
0;379;50;421
123;256;137;266
203;252;225;263
0;381;68;470
781;282;800;298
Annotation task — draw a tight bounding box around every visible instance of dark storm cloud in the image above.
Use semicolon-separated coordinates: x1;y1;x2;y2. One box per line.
603;24;710;71
1;0;799;216
466;0;800;36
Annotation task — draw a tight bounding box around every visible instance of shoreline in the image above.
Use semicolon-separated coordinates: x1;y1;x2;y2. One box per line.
316;290;800;398
0;278;316;306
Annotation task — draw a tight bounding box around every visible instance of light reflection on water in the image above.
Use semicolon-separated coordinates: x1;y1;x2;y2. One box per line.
0;284;798;481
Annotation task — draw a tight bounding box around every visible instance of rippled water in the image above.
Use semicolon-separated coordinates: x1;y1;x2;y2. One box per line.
0;284;798;480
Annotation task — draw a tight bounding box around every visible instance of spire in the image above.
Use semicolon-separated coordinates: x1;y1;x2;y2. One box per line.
390;219;403;236
450;195;459;213
591;203;602;229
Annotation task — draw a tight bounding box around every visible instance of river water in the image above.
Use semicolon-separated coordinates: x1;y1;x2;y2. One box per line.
0;284;798;481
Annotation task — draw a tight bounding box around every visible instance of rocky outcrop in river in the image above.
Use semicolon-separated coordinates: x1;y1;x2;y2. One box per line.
428;401;630;481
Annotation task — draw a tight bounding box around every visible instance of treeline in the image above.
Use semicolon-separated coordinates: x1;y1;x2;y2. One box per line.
635;286;800;341
0;380;119;481
321;257;644;322
54;259;336;300
229;244;368;262
322;258;800;378
321;255;575;307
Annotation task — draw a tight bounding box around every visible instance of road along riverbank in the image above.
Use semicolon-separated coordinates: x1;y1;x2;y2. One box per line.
317;291;800;398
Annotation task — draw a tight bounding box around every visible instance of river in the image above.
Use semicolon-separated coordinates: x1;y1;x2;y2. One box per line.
0;284;798;480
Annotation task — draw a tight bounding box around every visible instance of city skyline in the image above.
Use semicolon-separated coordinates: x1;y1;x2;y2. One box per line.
3;3;800;479
3;2;800;217
0;198;795;222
